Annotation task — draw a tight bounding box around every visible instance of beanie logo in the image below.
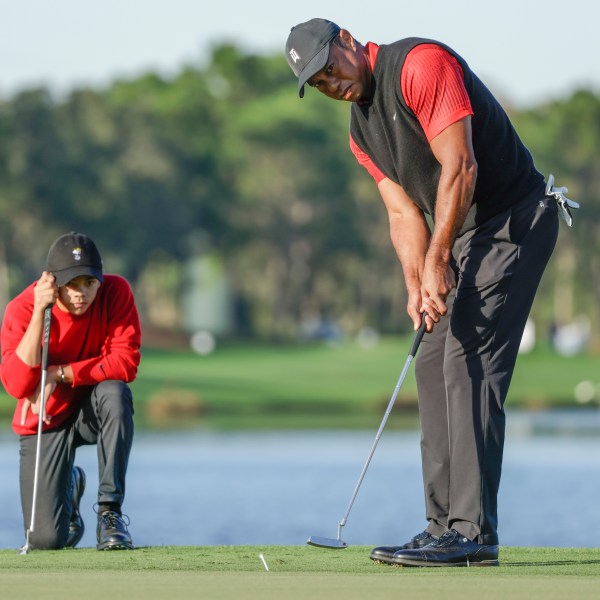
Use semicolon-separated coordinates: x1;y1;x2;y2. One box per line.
72;247;82;262
289;48;301;63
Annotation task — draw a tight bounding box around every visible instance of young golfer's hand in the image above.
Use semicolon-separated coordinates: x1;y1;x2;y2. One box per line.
33;272;58;315
20;380;55;426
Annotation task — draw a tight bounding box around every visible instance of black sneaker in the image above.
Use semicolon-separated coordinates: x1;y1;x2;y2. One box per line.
65;466;86;548
96;510;134;550
391;529;499;567
370;530;438;562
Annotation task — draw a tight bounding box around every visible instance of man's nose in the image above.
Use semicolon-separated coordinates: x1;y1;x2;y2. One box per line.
324;76;339;95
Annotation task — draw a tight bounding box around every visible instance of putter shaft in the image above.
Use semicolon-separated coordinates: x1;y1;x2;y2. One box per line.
308;315;428;549
337;344;419;533
20;305;52;554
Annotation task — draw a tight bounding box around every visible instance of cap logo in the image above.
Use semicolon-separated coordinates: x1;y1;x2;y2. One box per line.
72;247;82;262
289;48;301;63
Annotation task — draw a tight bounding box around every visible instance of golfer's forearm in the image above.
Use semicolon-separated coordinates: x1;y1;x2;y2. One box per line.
428;165;476;265
378;177;431;287
427;116;477;265
390;216;429;290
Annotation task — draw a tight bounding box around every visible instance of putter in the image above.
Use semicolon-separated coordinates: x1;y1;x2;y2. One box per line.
19;305;53;555
307;314;428;549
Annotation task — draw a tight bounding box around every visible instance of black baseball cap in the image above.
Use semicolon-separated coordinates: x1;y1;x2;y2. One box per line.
46;232;104;286
285;18;341;98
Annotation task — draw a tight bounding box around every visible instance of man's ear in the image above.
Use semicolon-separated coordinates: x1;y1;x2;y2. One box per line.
338;29;357;50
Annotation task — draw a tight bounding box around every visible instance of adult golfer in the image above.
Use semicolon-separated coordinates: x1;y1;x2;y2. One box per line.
285;19;571;566
0;232;141;550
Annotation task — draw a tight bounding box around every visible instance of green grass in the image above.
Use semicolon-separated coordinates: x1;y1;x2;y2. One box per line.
134;339;599;428
1;337;598;429
1;546;600;599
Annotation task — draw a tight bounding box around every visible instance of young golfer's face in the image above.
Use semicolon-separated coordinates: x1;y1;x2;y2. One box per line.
307;31;372;103
57;276;101;315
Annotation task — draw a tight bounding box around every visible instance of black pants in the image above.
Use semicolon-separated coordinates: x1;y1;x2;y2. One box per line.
414;186;559;545
19;380;134;549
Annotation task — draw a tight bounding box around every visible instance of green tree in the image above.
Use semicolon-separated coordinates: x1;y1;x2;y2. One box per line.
513;90;600;337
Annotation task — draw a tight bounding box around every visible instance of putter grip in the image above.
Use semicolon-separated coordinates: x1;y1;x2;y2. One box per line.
41;305;52;370
409;312;428;358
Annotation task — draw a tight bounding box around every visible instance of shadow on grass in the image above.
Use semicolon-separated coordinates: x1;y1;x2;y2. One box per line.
503;560;600;567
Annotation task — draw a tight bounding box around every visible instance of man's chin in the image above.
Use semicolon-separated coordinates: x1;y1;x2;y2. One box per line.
69;305;89;315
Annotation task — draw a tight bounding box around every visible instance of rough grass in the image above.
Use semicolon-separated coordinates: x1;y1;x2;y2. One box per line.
2;546;600;599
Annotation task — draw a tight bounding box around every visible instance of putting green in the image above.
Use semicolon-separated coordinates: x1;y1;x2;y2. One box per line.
1;545;599;599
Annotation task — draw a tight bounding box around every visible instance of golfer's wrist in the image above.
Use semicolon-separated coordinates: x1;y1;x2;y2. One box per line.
55;365;65;384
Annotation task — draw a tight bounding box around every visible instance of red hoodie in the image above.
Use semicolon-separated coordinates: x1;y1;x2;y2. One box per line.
0;274;142;435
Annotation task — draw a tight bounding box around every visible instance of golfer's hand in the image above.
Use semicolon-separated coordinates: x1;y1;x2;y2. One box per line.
33;272;58;315
406;289;434;333
420;263;456;330
20;381;55;426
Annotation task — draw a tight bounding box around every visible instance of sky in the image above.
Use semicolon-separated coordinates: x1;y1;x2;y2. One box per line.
1;0;598;108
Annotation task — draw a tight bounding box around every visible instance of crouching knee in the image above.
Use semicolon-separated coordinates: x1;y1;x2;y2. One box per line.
92;380;134;420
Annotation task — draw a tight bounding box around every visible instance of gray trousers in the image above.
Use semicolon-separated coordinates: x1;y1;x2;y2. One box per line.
19;380;134;549
415;185;558;545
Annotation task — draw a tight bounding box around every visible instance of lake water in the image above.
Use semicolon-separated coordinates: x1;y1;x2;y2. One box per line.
1;410;599;550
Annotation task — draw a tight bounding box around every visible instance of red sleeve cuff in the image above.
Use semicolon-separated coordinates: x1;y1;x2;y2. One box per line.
427;108;474;141
349;134;387;183
401;44;474;142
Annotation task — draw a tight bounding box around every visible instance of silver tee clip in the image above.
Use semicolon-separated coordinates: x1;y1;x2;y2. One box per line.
545;174;580;227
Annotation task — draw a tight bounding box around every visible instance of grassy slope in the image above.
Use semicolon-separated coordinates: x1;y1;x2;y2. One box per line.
134;341;600;406
130;341;598;428
1;338;597;429
2;546;600;600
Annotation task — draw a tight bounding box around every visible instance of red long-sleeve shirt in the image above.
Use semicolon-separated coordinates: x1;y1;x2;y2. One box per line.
0;274;142;435
350;42;474;183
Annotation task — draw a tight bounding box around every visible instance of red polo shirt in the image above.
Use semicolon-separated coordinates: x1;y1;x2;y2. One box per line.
350;42;474;182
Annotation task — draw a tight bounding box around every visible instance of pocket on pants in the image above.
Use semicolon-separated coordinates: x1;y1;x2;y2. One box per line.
455;209;519;294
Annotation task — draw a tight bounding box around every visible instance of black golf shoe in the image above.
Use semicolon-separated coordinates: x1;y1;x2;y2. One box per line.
96;510;134;551
65;466;86;548
391;529;499;567
370;530;438;563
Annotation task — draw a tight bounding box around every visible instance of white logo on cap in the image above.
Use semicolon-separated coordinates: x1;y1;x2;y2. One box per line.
289;49;301;63
72;247;82;262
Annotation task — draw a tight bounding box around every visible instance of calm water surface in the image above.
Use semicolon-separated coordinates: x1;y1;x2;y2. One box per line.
1;411;599;550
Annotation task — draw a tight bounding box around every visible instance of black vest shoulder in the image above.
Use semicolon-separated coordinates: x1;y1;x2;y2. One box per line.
350;39;543;232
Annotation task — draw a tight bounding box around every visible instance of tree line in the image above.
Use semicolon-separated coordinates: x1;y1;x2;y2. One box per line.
0;44;598;343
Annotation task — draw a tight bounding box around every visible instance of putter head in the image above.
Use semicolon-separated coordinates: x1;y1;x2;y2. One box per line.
306;535;348;549
19;530;33;555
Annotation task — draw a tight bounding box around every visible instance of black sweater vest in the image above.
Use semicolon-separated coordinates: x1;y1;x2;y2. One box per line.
350;38;543;233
